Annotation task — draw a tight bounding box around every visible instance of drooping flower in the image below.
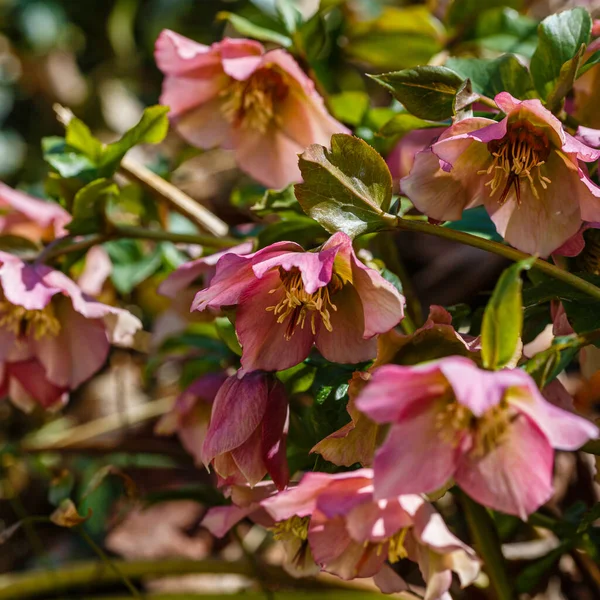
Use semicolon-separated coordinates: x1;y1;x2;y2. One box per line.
155;31;349;189
201;371;289;490
355;356;598;518
261;469;480;596
402;92;600;256
0;182;71;243
0;252;142;411
155;372;228;465
192;232;405;372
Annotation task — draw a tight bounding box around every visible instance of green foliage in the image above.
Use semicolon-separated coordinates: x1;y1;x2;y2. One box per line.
530;8;591;100
481;257;535;370
378;113;443;139
217;11;292;47
295;134;393;238
68;178;119;235
370;66;466;121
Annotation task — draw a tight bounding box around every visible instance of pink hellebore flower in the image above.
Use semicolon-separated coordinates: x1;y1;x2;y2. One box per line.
0;182;70;242
387;127;446;182
0;252;142;411
355;356;599;519
262;469;480;597
201;371;289;490
402;92;600;257
155;30;349;189
155;372;228;465
192;232;405;372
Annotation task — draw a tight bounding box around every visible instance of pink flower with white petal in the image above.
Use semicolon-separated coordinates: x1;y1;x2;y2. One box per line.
155;372;227;465
261;469;480;597
0;252;142;411
355;356;598;518
155;30;349;189
202;371;289;490
402;92;600;257
192;232;405;372
0;182;71;242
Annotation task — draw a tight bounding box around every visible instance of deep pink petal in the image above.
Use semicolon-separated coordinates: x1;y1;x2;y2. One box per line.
455;416;554;519
8;359;67;409
261;378;290;490
346;499;413;543
231;426;267;486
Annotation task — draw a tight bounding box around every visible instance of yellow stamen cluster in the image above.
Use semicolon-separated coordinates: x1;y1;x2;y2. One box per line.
266;269;339;340
471;401;513;457
478;119;552;205
435;396;472;446
0;300;61;340
220;67;289;133
270;515;310;542
386;528;409;563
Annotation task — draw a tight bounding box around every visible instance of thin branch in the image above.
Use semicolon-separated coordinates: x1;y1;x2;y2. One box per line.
382;215;600;301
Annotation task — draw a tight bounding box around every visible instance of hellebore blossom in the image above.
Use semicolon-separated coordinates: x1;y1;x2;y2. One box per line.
155;30;348;189
201;371;289;490
355;356;599;518
0;182;71;243
192;232;405;372
402;92;600;256
0;252;142;411
386;127;446;182
155;372;227;465
261;469;480;597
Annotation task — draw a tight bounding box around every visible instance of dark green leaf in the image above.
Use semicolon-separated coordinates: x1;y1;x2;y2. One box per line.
68;178;119;235
446;0;522;28
443;206;502;241
252;185;300;216
445;55;535;99
481;257;536;370
530;8;592;99
378;113;443;139
257;214;327;247
370;66;465;121
545;43;587;112
578;49;600;77
48;471;75;507
295;134;393;238
515;541;574;594
0;234;39;257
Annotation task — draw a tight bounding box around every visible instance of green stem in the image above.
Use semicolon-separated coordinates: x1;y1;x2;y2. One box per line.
0;559;342;599
383;215;600;301
40;226;242;263
459;491;514;600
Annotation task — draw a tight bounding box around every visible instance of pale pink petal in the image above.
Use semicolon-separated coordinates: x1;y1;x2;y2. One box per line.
315;284;377;364
0;254;59;310
202;373;269;464
372;403;459;500
77;246;112;297
455;416;554;519
346;499;413;543
564;132;600;161
485;152;582;257
576;125;600;148
576;167;600;222
355;363;448;424
173;97;233;148
32;297;109;389
155;30;218;74
388;128;446;180
507;383;598;450
349;250;405;337
237;272;315;372
311;475;374;521
201;505;255;538
373;566;410;594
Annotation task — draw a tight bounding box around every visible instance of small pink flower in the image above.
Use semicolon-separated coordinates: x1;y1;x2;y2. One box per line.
155;31;349;189
355;356;598;518
0;252;142;411
202;371;289;490
192;232;405;372
402;92;600;257
0;182;71;242
387;127;446;182
261;469;480;596
155;372;227;465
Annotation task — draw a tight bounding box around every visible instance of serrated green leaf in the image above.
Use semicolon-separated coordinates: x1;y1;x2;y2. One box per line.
295;134;393;238
218;11;292;47
530;8;592;100
445;55;535;99
481;257;536;370
370;66;465;121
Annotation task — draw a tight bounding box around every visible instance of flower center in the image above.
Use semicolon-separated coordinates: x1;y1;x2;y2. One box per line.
386;528;409;563
266;268;340;340
435;396;473;446
220;67;289;133
270;515;310;542
0;299;61;340
478;119;552;205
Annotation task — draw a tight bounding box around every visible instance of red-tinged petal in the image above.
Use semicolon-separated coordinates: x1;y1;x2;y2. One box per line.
455;416;554;519
237;272;315;372
372;404;459;500
261;378;289;490
355;363;449;424
312;476;374;521
231;426;268;486
485;151;582;257
315;283;377;364
32;297;109;389
202;373;269;463
8;359;67;409
349;250;405;337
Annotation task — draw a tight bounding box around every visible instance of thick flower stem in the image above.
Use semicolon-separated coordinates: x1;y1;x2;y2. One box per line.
459;491;514;600
382;215;600;301
40;226;242;263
